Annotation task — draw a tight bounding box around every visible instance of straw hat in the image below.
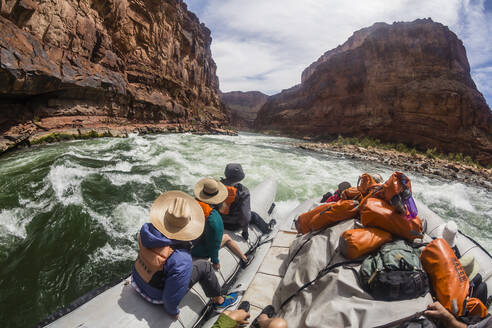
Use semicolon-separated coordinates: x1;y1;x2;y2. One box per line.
194;178;228;205
459;254;480;280
150;191;205;241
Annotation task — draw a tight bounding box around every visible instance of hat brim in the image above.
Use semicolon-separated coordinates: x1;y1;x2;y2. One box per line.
459;255;480;281
194;179;228;205
150;191;205;241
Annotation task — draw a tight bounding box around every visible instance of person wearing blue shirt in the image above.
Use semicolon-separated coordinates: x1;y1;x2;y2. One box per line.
131;191;238;319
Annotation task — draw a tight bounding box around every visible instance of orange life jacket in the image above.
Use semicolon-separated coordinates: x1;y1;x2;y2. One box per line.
219;186;237;215
197;200;213;219
360;197;423;240
297;200;359;235
420;238;469;316
134;233;174;284
339;227;392;259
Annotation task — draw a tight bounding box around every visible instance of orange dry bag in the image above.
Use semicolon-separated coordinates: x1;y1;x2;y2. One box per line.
465;297;488;318
297;200;359;235
420;238;469;316
374;171;412;203
339;227;392;259
341;187;363;201
309;200;359;232
297;203;332;234
360;197;423;240
357;173;381;196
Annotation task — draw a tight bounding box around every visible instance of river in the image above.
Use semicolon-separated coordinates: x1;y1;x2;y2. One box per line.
0;132;491;327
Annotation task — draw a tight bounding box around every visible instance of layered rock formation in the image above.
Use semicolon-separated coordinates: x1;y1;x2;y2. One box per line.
0;0;230;152
255;19;492;166
221;91;268;129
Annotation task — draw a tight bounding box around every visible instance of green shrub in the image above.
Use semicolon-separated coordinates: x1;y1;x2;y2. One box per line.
425;147;437;158
396;143;409;153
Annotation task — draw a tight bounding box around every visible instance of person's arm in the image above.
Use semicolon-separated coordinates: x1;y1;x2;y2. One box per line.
424;302;467;328
206;213;223;265
162;254;193;317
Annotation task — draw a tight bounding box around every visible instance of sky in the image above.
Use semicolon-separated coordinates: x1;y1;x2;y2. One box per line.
184;0;492;106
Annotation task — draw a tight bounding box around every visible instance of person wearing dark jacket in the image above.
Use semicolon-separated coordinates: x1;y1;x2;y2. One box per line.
219;163;273;241
131;191;238;319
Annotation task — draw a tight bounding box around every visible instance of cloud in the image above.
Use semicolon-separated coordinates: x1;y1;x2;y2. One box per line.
473;66;492;105
185;0;492;105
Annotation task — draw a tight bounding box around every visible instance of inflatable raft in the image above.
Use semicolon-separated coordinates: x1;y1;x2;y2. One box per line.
40;179;278;328
269;197;492;327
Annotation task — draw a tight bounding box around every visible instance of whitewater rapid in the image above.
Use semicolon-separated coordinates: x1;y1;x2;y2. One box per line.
0;132;491;327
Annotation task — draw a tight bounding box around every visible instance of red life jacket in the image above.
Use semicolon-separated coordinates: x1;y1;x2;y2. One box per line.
134;233;174;285
219;186;237;215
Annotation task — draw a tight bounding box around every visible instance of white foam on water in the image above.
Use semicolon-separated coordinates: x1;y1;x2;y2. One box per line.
110;203;149;239
89;242;136;264
102;161;134;173
63;150;115;162
0;208;29;239
47;163;93;205
412;180;477;213
104;170;158;186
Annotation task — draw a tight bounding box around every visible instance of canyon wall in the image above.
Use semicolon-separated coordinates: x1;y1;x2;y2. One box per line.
255;19;492;166
0;0;230;152
221;91;268;129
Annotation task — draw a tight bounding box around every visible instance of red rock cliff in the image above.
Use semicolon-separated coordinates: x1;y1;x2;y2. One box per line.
0;0;229;152
221;91;268;129
255;19;492;166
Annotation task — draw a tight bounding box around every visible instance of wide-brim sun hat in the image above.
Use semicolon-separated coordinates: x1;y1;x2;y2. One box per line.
459;254;480;280
194;178;228;205
150;191;205;241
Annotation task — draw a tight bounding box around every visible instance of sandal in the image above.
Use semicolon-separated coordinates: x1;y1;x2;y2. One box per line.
251;305;275;328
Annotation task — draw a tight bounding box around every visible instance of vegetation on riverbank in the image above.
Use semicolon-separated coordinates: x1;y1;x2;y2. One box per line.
329;135;486;168
30;131;115;145
297;138;491;190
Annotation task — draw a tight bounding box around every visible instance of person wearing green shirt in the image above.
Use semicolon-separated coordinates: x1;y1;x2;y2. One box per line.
212;302;288;328
192;178;252;270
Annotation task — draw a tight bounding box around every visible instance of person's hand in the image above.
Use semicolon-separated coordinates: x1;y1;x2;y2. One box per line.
424;302;466;328
172;313;179;320
226;309;250;325
241;230;249;241
213;262;221;271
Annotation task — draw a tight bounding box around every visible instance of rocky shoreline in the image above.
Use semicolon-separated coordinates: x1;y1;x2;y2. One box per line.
297;142;492;190
0;116;236;155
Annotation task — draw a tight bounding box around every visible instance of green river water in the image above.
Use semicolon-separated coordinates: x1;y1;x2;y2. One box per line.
0;133;491;327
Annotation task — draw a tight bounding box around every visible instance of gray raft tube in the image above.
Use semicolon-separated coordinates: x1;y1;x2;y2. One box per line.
283;197;492;312
40;179;278;328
